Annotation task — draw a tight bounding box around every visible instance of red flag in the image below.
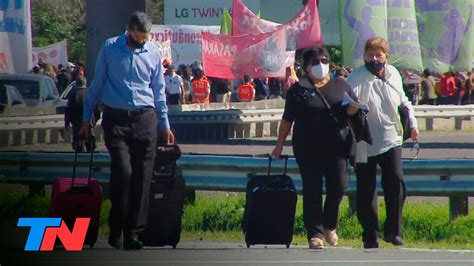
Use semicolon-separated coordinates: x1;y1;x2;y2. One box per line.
231;0;280;36
202;27;287;79
232;0;322;50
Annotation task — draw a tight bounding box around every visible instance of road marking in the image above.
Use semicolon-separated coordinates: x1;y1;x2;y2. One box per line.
38;260;474;264
399;247;474;253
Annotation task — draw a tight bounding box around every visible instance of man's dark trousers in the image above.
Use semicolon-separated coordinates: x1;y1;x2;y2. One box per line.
102;106;158;237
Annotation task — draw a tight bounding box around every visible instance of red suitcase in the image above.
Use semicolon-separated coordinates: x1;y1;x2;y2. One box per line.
49;140;103;248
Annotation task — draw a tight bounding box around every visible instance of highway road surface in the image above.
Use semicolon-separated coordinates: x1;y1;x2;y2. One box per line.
1;240;473;266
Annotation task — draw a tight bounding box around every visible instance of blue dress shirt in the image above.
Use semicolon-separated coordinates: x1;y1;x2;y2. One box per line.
83;34;170;130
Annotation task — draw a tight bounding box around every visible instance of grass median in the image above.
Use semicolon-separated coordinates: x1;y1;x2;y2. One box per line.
0;189;472;250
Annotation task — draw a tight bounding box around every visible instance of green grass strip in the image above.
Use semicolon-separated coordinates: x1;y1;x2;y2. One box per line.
0;190;472;250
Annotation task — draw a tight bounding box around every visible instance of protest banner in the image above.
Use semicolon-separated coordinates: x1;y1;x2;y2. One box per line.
232;0;322;50
339;0;473;72
152;39;172;61
0;0;32;73
32;40;68;68
202;27;287;79
416;0;473;72
151;25;220;65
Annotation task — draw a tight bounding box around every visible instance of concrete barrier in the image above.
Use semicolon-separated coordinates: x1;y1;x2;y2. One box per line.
413;105;473;130
0;102;473;146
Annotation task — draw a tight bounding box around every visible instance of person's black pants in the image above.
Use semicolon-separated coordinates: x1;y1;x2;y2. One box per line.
419;98;437;105
298;157;348;239
71;122;96;152
168;94;181;105
102;106;158;237
355;146;406;242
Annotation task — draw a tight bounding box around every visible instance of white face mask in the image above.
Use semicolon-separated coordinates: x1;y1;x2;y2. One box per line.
310;63;329;79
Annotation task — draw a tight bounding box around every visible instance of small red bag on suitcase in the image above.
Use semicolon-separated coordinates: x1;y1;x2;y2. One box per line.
49;140;103;248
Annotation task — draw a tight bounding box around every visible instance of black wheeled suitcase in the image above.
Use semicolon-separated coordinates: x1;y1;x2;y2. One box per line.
242;156;297;248
139;144;185;248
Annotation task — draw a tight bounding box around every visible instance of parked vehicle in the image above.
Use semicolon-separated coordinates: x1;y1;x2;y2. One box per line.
0;84;27;107
0;74;61;107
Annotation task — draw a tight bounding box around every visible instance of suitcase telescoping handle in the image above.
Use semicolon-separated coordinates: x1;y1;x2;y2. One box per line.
267;155;289;176
71;136;95;190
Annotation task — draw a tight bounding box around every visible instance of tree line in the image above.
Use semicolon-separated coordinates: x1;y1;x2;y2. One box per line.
31;0;164;62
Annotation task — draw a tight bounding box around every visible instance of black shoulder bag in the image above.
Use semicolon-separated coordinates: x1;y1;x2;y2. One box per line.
311;83;355;158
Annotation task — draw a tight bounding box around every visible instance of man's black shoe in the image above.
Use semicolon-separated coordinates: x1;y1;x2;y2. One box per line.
108;237;122;249
108;227;122;249
363;241;379;249
384;235;404;246
123;238;143;250
123;232;143;250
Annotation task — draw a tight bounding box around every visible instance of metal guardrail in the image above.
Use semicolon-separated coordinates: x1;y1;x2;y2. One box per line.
0;102;473;146
0;152;472;219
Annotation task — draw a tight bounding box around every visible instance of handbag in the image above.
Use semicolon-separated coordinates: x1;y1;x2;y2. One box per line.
382;79;412;141
398;104;412;141
349;109;372;144
311;82;355;157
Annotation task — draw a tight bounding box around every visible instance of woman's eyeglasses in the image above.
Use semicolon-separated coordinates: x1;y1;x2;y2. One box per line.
312;57;330;65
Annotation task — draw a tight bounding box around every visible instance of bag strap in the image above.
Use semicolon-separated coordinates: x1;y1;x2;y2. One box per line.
381;78;398;93
376;75;404;100
380;77;411;117
309;79;343;126
372;74;413;140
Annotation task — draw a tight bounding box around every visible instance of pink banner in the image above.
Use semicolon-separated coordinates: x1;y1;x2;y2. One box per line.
202;27;287;79
232;0;322;50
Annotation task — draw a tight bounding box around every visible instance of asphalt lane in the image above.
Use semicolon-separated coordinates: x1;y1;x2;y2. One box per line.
1;240;473;266
1;131;473;159
178;130;474;159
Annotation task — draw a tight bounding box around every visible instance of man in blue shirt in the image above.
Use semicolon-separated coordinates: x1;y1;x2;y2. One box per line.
80;11;174;250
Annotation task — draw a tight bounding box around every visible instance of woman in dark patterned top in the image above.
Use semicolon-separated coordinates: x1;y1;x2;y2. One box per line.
271;48;359;249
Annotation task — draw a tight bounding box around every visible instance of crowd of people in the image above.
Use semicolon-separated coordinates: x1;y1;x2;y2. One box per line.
161;58;474;107
160;60;300;105
28;58;97;152
29;58;87;94
160;59;359;106
31;48;473;122
416;69;473;105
